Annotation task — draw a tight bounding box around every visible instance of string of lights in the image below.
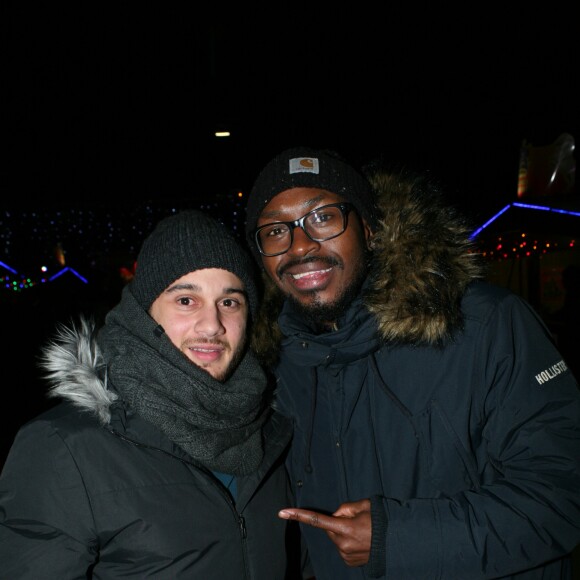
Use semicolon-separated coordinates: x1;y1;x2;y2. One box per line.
1;197;247;293
2;199;578;293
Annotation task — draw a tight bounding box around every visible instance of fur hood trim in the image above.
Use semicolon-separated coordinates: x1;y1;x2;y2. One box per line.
39;317;116;425
251;168;486;366
364;169;486;344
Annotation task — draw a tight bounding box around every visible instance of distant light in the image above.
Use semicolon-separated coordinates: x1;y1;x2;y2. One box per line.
215;131;231;138
470;205;511;239
48;267;88;284
0;260;18;274
471;202;580;239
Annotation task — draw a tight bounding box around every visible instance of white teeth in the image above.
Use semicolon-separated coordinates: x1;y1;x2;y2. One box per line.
291;267;332;280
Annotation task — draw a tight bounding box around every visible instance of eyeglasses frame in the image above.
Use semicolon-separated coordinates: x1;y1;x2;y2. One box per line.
253;202;355;257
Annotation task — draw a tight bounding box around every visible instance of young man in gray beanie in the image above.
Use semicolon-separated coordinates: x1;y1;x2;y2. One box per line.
245;147;580;579
0;210;312;579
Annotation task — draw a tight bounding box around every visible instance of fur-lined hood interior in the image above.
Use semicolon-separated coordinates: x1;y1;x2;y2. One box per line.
39;317;116;424
251;168;487;367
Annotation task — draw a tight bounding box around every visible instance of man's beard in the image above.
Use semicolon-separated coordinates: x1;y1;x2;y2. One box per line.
215;337;247;382
286;256;368;332
190;336;247;383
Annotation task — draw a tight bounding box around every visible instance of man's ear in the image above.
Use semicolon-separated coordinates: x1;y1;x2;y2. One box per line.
361;218;375;250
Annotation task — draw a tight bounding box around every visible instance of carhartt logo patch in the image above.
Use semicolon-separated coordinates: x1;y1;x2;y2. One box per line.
289;157;319;175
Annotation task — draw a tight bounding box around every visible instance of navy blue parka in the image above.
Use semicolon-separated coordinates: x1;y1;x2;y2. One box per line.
250;170;580;579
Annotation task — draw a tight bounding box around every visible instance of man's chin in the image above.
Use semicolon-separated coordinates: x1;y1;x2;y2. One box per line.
288;266;367;327
216;343;247;382
287;292;352;329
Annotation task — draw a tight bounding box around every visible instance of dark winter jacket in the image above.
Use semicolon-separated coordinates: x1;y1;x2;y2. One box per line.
0;321;301;579
251;171;580;579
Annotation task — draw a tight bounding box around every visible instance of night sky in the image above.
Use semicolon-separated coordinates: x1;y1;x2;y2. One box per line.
3;5;579;221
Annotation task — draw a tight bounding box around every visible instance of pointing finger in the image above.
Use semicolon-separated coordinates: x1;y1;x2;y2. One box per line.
278;508;346;534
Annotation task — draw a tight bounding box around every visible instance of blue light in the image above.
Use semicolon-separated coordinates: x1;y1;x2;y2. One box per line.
0;261;18;274
471;202;580;239
470;205;511;239
48;267;88;284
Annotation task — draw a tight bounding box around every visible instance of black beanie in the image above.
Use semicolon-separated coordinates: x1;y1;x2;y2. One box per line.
245;146;380;261
131;210;258;319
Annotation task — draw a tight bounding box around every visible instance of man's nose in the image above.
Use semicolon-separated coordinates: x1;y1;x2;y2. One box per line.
287;226;320;256
194;307;225;337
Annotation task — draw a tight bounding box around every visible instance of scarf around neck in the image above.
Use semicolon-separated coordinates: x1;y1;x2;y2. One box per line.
97;285;269;475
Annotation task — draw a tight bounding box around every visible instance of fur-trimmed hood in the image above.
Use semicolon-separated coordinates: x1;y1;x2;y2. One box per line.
39;317;117;424
251;168;487;367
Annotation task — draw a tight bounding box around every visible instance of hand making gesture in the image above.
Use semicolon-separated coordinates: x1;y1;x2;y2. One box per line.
279;498;372;568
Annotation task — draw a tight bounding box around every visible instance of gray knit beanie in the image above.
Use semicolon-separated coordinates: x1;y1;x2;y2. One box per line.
245;146;380;261
131;210;258;320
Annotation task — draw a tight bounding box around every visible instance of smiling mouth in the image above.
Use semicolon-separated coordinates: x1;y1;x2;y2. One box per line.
189;343;224;352
290;267;332;280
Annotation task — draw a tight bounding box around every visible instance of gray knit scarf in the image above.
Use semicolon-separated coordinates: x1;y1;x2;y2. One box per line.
97;286;269;475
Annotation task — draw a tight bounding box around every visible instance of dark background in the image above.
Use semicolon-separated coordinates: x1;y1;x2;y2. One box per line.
1;5;579;466
3;5;578;219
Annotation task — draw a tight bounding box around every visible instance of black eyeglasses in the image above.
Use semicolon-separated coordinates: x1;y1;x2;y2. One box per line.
253;202;354;257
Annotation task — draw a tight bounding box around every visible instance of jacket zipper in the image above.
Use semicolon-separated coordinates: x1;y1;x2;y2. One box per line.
108;428;252;578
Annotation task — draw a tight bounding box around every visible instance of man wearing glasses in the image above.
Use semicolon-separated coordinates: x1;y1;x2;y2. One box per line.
244;147;580;579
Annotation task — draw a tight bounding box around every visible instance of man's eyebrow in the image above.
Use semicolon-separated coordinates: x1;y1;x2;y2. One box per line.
259;194;325;221
165;282;200;293
164;282;246;297
221;287;246;297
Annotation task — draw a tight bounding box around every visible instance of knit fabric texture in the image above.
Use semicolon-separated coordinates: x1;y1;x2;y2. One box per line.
245;146;380;261
98;285;270;475
131;210;258;319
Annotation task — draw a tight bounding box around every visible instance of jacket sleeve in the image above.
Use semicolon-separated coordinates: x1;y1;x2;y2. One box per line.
0;418;97;579
382;292;580;579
